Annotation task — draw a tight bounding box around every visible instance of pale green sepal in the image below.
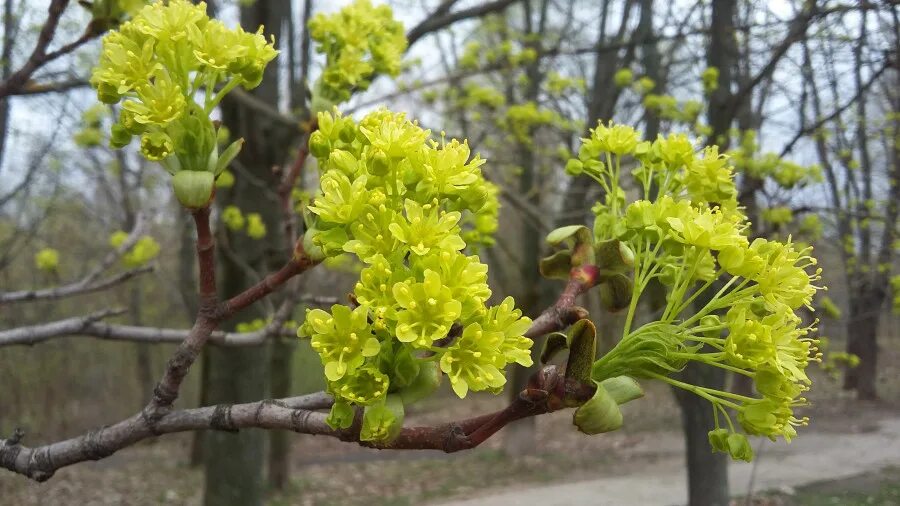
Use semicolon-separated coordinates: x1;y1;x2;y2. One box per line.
599;376;644;405
398;362;441;405
539;250;573;280
540;332;569;364
546;225;590;246
215;138;244;175
172;170;215;209
573;383;623;435
326;401;355;430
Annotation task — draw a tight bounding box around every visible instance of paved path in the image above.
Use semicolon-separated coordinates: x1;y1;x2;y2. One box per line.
432;416;900;506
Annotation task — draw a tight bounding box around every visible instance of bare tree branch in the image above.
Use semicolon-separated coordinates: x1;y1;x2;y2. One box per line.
0;267;599;481
0;265;153;305
0;214;147;305
778;60;890;157
0;0;101;99
0;312;298;347
406;0;522;47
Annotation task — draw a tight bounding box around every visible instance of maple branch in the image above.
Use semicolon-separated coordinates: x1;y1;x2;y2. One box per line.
0;265;595;481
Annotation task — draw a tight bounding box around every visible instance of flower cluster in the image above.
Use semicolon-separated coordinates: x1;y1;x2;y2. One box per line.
564;122;823;461
309;0;406;104
90;0;277;208
109;231;161;267
299;109;531;439
35;248;60;272
730;131;823;188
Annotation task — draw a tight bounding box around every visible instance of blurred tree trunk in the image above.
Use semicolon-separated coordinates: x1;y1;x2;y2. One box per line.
267;0;314;490
672;2;738;505
203;1;291;505
268;337;295;490
558;0;634;228
503;0;549;456
842;8;895;400
844;284;884;399
0;0;14;171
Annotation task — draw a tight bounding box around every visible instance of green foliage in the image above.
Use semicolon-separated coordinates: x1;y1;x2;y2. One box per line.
109;231;160;267
613;68;633;88
309;0;406;105
730;131;823;187
761;206;793;226
701;67;719;94
34;248;60;272
122;236;160;267
246;213;266;239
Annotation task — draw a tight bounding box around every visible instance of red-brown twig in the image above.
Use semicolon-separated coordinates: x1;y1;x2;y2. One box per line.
277;117;319;248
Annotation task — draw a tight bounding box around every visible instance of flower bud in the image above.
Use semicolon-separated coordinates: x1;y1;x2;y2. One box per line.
565;158;583;176
309;130;330;158
95;81;122;105
338;123;356;143
370;149;390;176
707;428;729;453
726;433;754;462
109;124;133;149
326;401;355;430
360;395;404;443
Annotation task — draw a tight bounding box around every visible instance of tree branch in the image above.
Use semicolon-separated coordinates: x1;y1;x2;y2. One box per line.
778;60;890;157
0;359;593;481
406;0;522;47
0;0;101;99
0;265;153;305
0;214;147;305
0;265;597;481
0;313;299;347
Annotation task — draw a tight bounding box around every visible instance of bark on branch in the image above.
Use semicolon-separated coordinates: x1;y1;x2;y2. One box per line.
0;269;599;481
